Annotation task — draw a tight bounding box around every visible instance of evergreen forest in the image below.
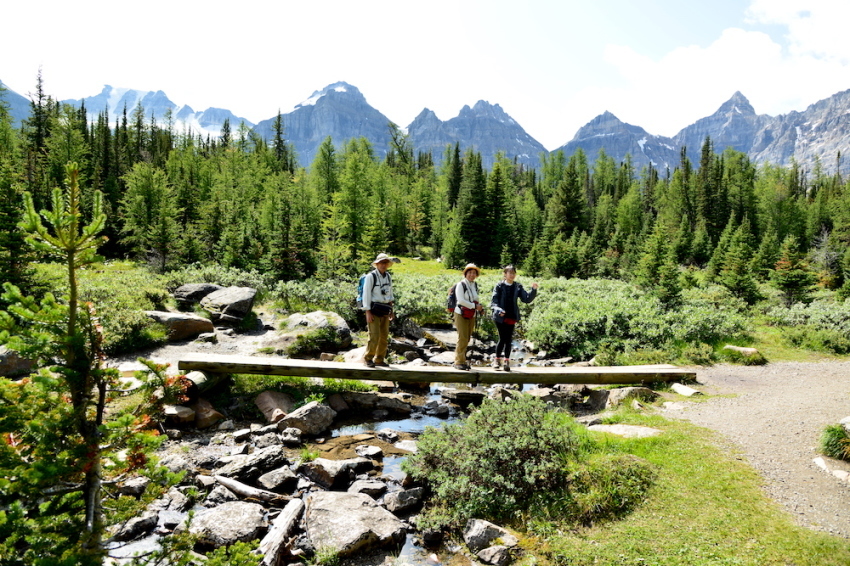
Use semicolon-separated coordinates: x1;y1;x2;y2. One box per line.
2;77;849;304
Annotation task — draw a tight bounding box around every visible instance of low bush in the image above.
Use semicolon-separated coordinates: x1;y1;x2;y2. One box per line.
782;325;850;355
524;279;748;360
401;395;654;529
820;424;850;461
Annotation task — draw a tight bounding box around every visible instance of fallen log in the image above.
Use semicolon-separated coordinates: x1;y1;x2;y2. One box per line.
214;475;291;504
258;499;305;566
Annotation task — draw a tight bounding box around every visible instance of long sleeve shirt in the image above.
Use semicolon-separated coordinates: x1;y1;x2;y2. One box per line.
363;270;394;311
453;279;479;314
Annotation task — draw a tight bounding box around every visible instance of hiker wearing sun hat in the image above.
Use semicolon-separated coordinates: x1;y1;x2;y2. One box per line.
362;253;399;368
452;263;483;370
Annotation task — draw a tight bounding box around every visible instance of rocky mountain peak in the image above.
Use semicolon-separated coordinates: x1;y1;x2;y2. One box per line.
716;91;755;116
295;81;363;109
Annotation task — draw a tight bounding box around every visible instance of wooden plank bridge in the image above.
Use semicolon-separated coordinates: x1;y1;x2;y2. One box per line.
178;354;696;385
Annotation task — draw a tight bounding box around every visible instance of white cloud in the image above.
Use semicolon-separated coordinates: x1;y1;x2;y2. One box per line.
747;0;850;63
561;1;850;140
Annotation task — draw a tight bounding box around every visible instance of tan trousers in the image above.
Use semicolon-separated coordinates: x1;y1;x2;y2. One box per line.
365;314;390;363
454;312;476;364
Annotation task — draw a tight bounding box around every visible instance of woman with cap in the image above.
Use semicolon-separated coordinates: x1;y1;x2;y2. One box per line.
490;265;538;371
452;263;483;370
363;253;398;368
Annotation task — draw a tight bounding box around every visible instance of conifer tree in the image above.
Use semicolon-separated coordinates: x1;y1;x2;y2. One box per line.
445;142;462;209
771;235;817;307
0;163;165;564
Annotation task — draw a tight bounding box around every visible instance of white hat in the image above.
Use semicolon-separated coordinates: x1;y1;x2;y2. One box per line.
372;253;401;265
463;263;480;275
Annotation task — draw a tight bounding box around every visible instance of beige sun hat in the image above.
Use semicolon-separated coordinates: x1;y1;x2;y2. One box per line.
372;253;401;265
462;263;480;276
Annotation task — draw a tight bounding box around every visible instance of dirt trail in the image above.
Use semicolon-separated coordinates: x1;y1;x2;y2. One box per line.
661;361;850;538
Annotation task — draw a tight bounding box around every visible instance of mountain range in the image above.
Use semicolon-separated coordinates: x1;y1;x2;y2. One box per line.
2;78;849;175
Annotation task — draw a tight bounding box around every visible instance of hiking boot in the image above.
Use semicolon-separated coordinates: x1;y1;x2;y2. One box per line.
453;363;470;371
374;361;390;368
503;361;511;372
492;358;502;370
364;359;376;368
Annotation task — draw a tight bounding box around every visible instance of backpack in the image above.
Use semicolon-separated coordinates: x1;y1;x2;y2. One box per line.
446;281;469;313
357;269;391;309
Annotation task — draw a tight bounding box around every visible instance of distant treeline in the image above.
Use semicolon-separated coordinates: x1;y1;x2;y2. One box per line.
1;78;848;302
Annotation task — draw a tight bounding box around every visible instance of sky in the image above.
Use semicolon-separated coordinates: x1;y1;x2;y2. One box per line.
2;0;850;151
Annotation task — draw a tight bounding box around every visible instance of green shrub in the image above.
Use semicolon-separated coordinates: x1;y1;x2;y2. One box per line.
782;325;850;354
820;424;850;461
402;396;586;526
402;395;655;529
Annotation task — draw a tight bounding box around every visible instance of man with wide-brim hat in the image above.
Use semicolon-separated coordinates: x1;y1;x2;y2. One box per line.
362;253;400;367
452;263;483;370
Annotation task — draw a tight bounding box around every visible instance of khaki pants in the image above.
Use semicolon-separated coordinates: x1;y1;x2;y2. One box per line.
454;312;476;364
365;314;390;363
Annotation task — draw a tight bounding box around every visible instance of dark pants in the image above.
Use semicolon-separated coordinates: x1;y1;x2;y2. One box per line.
495;321;516;359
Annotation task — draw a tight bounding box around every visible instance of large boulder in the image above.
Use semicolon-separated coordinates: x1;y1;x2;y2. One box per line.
188;501;266;548
173;283;224;310
278;401;337;435
304;491;407;557
143;311;214;342
200;286;257;325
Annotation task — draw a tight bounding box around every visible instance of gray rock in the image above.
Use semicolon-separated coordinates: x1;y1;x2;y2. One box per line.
119;476;150;497
143;311;215;342
254;432;281;448
304;491;407;557
200;286;257;324
112;512;158;541
355;445;384;459
463;519;518;552
279;427;303;445
258;466;298;493
340;391;413;414
205;485;240;506
173;283;224;308
376;429;400;443
478;545;511;566
605;387;658;408
214;445;289;482
440;387;486;406
300;457;373;490
384;487;424;514
188;501;266;548
279;401;337;435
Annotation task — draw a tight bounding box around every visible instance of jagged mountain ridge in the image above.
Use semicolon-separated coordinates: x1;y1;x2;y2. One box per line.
60;85;254;138
407;100;547;169
4;79;850;175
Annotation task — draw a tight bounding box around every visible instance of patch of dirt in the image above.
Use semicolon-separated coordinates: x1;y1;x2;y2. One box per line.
661;361;850;538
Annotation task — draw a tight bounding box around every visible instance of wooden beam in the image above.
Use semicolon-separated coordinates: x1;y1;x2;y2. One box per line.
178;353;695;385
